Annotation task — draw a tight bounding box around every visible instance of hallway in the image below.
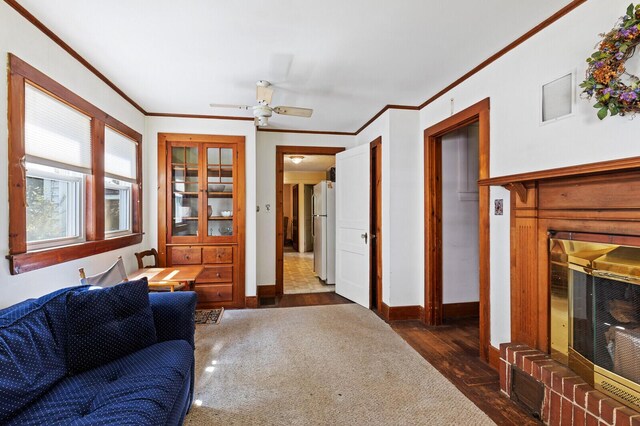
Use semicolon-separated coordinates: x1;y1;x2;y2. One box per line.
284;250;335;294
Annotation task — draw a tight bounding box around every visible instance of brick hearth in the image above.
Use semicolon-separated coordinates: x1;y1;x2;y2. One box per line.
499;343;640;426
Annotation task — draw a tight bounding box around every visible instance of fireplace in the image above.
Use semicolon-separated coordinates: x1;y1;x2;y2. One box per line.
550;233;640;411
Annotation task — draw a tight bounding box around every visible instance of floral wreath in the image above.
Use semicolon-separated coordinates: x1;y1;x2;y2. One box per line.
580;3;640;120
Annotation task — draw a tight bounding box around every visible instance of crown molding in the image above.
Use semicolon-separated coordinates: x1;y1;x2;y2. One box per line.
146;112;254;121
257;128;356;136
3;0;148;115
6;0;587;135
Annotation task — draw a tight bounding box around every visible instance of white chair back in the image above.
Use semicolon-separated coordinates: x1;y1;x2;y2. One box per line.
79;256;128;287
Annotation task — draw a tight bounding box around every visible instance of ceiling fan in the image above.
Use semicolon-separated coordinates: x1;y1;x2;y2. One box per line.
210;80;313;127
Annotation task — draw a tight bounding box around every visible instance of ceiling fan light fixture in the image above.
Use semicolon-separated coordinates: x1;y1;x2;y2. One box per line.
289;156;304;164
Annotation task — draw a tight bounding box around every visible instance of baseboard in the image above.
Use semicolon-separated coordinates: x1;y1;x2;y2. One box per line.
442;302;479;319
380;303;390;321
381;303;424;321
488;345;500;370
245;296;258;309
257;284;276;297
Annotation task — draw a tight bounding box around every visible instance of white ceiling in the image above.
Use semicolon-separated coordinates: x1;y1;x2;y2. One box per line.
16;0;572;132
284;155;335;172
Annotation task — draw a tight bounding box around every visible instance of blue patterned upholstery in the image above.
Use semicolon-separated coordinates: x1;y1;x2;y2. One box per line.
6;340;193;426
0;282;196;426
66;279;157;374
149;292;196;349
0;285;86;422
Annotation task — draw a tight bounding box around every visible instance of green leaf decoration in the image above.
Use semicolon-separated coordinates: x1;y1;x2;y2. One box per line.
610;104;620;115
581;3;640;120
598;107;609;120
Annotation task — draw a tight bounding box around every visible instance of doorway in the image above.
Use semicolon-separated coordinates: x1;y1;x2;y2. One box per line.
275;146;345;297
424;98;491;363
370;137;382;312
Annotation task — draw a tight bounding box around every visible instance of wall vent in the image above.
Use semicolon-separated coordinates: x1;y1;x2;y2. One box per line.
511;366;545;420
541;73;573;122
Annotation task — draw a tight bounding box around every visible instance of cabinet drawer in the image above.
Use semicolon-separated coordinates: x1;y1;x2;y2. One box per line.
171;247;202;265
203;247;233;264
197;266;233;283
196;284;233;303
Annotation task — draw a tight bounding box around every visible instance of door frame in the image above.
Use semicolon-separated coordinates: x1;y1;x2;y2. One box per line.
275;146;346;296
369;137;383;312
423;98;491;362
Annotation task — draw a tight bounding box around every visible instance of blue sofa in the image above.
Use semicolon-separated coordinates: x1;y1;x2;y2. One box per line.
0;282;197;425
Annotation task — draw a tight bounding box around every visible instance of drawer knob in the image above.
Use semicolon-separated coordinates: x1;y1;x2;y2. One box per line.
216;273;221;278
217;292;221;297
185;255;190;259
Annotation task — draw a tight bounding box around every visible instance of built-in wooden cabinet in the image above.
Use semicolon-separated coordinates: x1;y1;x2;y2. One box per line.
158;133;245;309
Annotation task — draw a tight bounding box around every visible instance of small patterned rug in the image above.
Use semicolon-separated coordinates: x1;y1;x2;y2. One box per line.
195;308;224;325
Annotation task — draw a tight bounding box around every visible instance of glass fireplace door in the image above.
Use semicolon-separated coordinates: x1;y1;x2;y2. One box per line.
551;237;640;411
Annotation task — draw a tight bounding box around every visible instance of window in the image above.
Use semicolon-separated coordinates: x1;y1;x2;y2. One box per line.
23;82;91;249
105;179;131;235
105;126;137;236
27;164;84;249
8;54;143;275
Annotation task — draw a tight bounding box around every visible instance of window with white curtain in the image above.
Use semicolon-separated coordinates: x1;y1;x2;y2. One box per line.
24;84;90;249
8;55;143;274
104;127;137;236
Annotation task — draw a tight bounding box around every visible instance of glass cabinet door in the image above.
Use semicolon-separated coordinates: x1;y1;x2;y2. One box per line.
171;145;200;238
206;146;234;239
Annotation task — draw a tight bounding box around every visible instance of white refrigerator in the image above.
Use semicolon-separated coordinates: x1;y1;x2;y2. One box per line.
312;181;336;284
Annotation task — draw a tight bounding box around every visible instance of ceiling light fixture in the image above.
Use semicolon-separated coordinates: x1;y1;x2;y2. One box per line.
289;156;304;164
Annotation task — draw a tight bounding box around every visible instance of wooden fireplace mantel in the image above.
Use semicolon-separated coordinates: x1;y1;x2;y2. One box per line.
478;155;640;187
479;156;640;353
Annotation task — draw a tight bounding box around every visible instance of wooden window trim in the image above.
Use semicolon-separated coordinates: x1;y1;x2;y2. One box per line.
6;54;143;275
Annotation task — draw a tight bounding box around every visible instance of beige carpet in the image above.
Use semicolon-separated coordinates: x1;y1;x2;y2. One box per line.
185;304;495;425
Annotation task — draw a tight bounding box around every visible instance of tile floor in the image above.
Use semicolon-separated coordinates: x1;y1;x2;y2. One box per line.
284;249;335;294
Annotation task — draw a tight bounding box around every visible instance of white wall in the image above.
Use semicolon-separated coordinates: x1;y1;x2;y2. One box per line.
419;0;640;346
441;127;479;304
387;110;423;306
489;186;511;347
145;117;257;296
353;109;423;307
283;171;326;252
0;3;147;308
256;132;356;286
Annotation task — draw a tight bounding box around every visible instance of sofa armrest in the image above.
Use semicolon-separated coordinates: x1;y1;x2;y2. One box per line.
149;291;197;349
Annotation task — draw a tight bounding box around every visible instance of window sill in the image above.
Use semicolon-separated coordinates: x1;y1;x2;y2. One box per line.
6;233;143;275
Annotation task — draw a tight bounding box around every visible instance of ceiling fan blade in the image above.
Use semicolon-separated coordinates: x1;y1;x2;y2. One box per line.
256;85;274;104
209;103;252;111
272;106;313;118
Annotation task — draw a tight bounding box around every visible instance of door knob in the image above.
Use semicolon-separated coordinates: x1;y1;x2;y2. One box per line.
361;233;368;244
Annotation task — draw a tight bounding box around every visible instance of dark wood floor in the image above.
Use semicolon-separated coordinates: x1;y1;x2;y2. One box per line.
392;317;541;426
258;291;352;308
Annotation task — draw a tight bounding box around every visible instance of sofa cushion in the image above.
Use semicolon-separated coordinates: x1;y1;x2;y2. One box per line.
66;279;157;374
6;340;193;426
0;287;81;423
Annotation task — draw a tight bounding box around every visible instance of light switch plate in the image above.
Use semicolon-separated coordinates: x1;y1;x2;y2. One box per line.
494;199;504;215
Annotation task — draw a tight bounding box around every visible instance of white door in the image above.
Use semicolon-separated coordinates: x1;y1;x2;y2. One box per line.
335;144;370;307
